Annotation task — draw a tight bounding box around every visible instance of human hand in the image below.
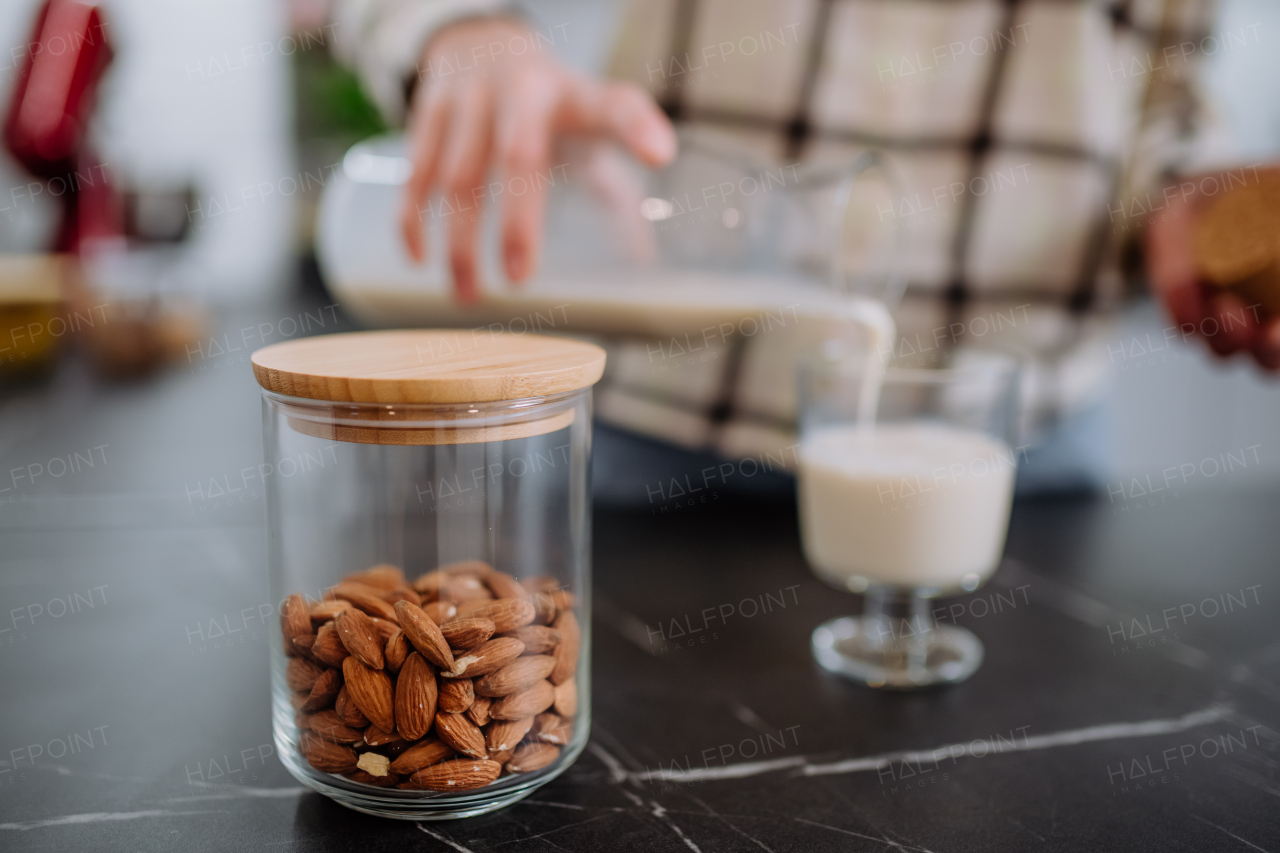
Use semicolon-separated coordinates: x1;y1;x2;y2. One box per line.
1145;171;1280;370
400;17;677;303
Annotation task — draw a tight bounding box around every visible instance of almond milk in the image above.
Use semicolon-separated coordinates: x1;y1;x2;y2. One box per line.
798;423;1016;591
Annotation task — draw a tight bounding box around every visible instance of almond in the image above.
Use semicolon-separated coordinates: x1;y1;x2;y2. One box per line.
291;633;318;661
549;590;576;611
301;668;342;712
489;680;555;720
345;769;401;787
550;611;579;685
534;712;573;746
433;712;487;759
485;716;535;763
444;574;490;604
523;576;561;594
309;710;364;744
328;579;389;599
281;593;312;656
440;617;495;651
504;625;560;655
384;629;408;674
394;600;455;671
457;597;535;632
342;657;395;732
484;571;526;600
300;731;358;773
335;608;385;670
443;636;524;679
465;696;491;727
438;677;474;713
389;737;455;774
334;686;369;728
368;617;399;644
311;622;350;668
361;725;405;748
356;751;392;777
309;599;352;628
327;582;399;623
411;570;446;598
474;655;556;698
553;677;578;717
383;739;412;758
286;656;325;692
344;564;405;590
379;587;421;607
507;742;560;773
423;600;456;625
403;758;501;791
395;652;438;742
528;591;557;625
438;559;493;577
413;560;490;595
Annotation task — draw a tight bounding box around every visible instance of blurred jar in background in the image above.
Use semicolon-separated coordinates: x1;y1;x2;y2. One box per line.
0;253;67;379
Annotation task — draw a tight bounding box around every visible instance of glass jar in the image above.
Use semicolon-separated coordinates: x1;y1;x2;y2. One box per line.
251;330;603;819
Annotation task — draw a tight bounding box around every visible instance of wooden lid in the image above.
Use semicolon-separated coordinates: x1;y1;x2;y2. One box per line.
251;330;607;404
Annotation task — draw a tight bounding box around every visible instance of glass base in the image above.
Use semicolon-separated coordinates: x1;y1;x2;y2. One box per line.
273;695;589;820
277;731;587;820
811;615;983;689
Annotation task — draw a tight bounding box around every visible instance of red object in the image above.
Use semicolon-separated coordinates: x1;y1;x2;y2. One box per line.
3;0;117;251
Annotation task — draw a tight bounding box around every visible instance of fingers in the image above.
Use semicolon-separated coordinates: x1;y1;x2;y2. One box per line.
437;79;496;304
400;87;451;263
1143;184;1280;369
493;73;558;282
559;78;677;167
1252;317;1280;371
1204;290;1256;356
1144;198;1202;331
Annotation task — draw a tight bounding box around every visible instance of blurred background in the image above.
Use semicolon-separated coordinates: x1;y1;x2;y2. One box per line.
1;0;1279;495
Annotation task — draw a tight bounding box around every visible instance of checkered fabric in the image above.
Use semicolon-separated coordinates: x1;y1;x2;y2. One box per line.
335;0;1224;455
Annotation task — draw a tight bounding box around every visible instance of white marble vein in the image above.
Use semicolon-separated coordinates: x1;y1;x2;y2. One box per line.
1006;561;1209;669
731;703;776;735
637;755;807;784
1191;814;1273;852
587;742;631;786
489;814;614;847
631;705;1231;783
0;761;151;785
795;818;937;852
594;596;660;656
162;785;306;802
691;797;775;852
648;800;703;852
0;809;220;831
416;824;476;852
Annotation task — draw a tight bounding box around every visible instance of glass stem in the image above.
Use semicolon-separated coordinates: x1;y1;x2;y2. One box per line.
905;590;932;672
862;587;932;672
864;586;894;653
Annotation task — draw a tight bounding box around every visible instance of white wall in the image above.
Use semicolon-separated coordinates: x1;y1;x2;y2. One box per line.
95;0;295;302
0;0;294;302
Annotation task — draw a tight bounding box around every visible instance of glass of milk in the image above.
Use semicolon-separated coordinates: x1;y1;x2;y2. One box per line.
797;349;1020;688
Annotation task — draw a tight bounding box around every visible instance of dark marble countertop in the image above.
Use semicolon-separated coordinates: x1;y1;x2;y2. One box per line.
1;304;1277;852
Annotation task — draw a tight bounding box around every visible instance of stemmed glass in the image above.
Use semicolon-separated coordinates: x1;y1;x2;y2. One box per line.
797;350;1020;688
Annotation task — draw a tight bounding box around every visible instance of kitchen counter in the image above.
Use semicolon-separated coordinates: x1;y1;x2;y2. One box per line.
0;302;1277;852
